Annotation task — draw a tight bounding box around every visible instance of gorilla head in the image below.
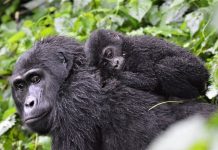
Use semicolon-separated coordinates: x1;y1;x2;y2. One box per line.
10;36;83;134
85;29;125;71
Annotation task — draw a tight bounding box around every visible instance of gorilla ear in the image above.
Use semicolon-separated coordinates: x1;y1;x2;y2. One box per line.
57;52;67;67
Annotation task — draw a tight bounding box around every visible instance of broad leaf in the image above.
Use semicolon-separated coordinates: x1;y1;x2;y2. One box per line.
185;11;204;36
126;0;152;22
0;114;16;136
73;0;92;12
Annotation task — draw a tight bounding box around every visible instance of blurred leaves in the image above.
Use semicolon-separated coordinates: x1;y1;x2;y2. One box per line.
148;114;218;150
0;0;218;149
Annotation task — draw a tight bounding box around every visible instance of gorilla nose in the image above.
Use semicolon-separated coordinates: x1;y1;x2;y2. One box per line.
24;96;37;108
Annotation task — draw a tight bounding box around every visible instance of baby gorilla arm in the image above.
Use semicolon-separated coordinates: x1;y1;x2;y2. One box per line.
155;64;199;98
155;56;208;98
117;71;159;91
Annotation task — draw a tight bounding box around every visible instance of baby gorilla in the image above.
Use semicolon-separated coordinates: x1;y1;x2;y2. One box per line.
85;29;209;99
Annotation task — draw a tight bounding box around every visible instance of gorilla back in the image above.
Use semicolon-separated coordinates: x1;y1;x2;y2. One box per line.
11;36;217;150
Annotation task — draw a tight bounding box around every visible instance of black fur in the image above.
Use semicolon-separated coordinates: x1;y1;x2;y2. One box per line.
85;29;209;99
11;36;216;150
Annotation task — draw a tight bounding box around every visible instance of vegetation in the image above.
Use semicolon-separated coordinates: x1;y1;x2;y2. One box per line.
0;0;218;149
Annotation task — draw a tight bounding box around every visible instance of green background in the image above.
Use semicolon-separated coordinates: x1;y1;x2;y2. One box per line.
0;0;218;149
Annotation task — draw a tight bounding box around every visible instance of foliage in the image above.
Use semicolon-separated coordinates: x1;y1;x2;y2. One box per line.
0;0;218;149
148;114;218;150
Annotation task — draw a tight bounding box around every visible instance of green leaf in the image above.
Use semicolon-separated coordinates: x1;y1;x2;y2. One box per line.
8;31;26;44
148;5;161;26
36;27;56;39
23;20;34;28
100;0;122;9
0;114;16;136
188;139;208;150
143;26;185;37
185;11;204;36
160;2;189;25
59;1;73;14
72;13;96;36
170;0;185;8
126;0;152;22
207;112;218;128
73;0;92;12
2;107;16;120
97;14;124;30
38;136;51;150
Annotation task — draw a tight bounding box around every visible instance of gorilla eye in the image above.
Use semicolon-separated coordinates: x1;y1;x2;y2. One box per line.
30;75;41;84
14;81;25;90
103;48;114;59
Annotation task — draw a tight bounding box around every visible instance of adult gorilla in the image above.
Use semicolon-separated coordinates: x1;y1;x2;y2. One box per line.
10;36;217;150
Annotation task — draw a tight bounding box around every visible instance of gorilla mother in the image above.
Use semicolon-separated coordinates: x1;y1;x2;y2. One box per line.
10;36;217;150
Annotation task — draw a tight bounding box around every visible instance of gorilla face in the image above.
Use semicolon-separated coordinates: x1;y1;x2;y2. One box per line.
84;29;125;69
10;36;80;134
101;45;125;70
11;68;54;134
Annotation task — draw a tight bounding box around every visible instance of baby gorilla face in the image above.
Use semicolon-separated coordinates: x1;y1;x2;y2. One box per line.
101;46;125;70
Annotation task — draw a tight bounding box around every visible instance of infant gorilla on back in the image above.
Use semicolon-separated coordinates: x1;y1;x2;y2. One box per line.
85;29;208;99
11;36;217;150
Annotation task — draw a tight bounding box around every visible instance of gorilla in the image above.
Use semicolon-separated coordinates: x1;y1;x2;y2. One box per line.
84;29;209;99
10;36;217;150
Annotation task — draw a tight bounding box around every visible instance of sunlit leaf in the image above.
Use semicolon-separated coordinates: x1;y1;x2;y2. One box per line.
100;0;123;9
73;0;92;12
38;136;51;150
148;5;161;26
97;14;124;30
188;140;208;150
8;31;26;44
37;27;56;39
170;0;185;8
0;114;16;136
126;0;152;22
23;20;34;28
2;107;16;120
72;12;96;35
143;26;185;37
161;2;189;25
185;11;204;36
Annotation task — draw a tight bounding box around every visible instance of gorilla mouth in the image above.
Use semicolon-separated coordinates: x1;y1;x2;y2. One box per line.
24;111;50;124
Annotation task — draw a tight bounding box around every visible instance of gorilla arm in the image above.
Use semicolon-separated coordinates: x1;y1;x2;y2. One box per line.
155;56;208;99
117;71;158;91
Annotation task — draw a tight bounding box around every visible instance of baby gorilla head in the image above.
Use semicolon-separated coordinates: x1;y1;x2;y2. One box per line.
101;45;125;70
85;29;125;71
